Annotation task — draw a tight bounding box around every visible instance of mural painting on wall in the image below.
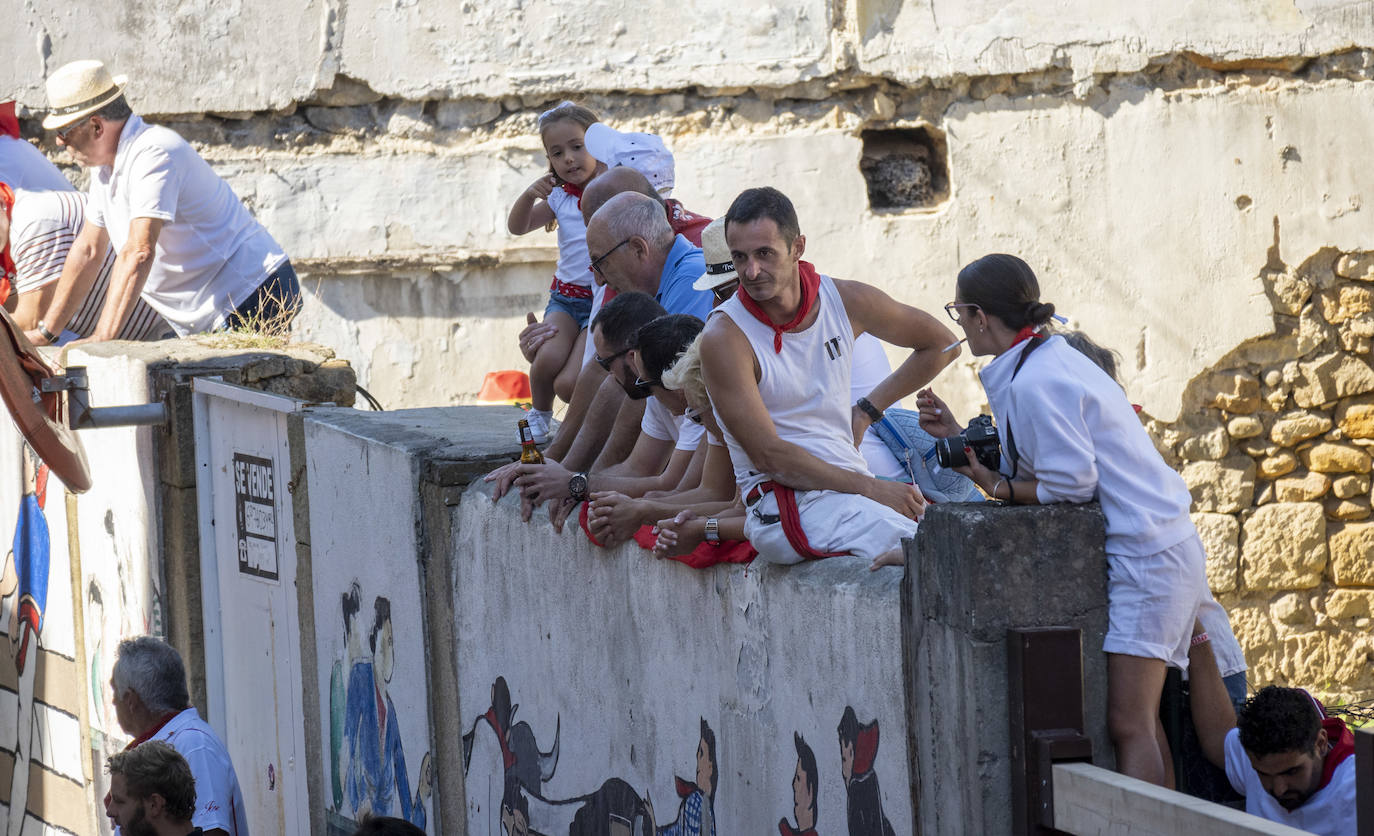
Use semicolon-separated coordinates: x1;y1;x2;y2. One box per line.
780;733;819;836
837;708;895;836
1;445;50;836
328;582;433;832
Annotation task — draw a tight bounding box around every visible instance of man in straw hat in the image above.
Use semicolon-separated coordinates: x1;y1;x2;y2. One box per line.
27;60;298;344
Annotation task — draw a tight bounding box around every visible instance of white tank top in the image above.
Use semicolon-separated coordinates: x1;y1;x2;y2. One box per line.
714;273;873;493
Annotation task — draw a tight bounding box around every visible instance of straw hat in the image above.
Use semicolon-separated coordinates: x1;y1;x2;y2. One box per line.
42;60;127;131
691;217;738;292
584;122;676;197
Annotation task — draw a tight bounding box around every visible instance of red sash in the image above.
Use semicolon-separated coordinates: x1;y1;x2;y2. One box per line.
578;501;608;547
748;481;849;559
0;102;18;139
631;524;756;569
551;276;593;299
0;183;16;305
736;260;822;353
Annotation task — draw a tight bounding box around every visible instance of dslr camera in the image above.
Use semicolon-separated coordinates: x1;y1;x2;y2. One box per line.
933;414;1002;470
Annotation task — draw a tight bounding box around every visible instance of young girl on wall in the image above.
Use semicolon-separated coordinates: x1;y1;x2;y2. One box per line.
914;253;1238;787
507;102;605;442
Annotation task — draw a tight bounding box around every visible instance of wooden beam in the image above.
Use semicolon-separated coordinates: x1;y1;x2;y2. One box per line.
1052;762;1311;836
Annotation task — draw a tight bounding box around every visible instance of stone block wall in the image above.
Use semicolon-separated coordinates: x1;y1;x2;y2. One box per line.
1146;247;1374;707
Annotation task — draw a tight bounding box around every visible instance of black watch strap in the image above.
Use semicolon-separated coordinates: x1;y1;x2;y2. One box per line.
856;397;884;423
37;321;59;344
569;471;589;502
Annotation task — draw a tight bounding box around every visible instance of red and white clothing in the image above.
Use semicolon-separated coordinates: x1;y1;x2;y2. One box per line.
151;707;250;836
86;115;287;335
546;184;593;291
11;188;167;341
714;270;917;564
1223;718;1356;836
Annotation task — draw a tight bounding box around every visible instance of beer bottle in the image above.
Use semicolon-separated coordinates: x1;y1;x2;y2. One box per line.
518;419;545;464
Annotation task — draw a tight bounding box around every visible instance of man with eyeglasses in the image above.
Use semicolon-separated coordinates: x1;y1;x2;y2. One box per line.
27;60;298;345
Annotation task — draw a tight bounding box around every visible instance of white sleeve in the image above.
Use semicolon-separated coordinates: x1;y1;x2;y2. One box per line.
1011;375;1100;504
675;414;706;451
1221;727;1250;796
176;737;239;833
11;197;71;293
640;398;679;442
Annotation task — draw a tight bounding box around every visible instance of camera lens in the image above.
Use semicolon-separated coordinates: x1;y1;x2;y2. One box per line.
934;436;969;469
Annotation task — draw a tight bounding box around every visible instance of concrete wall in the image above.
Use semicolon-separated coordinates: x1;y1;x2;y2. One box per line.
6;1;1372;418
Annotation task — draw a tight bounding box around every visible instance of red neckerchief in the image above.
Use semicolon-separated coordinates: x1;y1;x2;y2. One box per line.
1010;325;1040;346
737;260;822;353
125;711;181;750
0;102;18;139
560;182;583;209
778;820;818;836
483;706;517;769
1319;716;1355;790
665;200;712;247
34;462;49;509
0;183;16;305
853;720;879;775
674;776;701;799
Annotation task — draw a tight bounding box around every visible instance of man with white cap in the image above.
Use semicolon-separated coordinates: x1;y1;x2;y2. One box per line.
27;60;297;344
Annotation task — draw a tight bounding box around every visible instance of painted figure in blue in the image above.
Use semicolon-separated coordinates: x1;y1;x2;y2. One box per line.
2;445;51;836
649;718;717;836
343;596;431;829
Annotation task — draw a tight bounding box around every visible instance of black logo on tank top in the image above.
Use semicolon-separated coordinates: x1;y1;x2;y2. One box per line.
824;336;843;360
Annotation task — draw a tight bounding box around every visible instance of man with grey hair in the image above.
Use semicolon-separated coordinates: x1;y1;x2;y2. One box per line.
106;740;200;836
110;637;248;836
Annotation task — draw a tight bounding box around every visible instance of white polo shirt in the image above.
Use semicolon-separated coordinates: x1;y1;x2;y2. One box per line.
152;707;250;836
1223;727;1356;836
86;115;286;335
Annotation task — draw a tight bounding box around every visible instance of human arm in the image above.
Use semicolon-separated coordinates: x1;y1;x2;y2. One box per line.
837;279;959;442
507;174;558;235
544;361;612;462
1187;622;1237;770
652;507;748;558
699;316;924;517
512;433;675;504
80;217;162;342
24;219;109;343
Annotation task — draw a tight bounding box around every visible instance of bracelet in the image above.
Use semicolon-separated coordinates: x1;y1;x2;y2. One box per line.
36;321;59;344
856;397;884;423
704;517;721;544
992;478;1008;501
1190;632;1210;647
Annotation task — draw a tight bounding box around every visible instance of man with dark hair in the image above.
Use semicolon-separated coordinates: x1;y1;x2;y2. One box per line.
109;637;247;836
780;733;819;836
349;816;426;836
837;707;894;836
700;187;957;567
32;59;297;343
649;718;717;835
1189;628;1356;834
513;294;705;539
106;741;200;836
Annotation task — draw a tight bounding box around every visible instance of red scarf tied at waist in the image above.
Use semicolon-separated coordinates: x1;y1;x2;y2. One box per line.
737;260;822;353
0;182;17;305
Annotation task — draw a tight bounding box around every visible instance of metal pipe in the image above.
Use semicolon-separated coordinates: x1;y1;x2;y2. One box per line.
78;403;169;429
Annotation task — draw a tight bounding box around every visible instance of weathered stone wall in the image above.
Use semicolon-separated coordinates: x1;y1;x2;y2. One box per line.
1147;247;1374;708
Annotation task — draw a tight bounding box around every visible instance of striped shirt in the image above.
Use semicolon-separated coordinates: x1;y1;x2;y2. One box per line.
11;189;168;341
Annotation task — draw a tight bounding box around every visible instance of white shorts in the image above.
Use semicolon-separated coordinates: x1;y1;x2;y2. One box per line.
743;487;918;565
1103;534;1210;669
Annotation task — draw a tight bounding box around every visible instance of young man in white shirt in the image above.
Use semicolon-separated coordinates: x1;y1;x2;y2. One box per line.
30;60;297;345
1189;625;1357;836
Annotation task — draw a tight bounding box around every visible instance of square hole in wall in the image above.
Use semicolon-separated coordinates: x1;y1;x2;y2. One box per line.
860;126;949;212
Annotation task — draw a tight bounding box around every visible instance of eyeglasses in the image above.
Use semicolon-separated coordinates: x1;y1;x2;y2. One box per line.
589;238;633;276
634;374;663;390
944;302;982;322
55;117;91;141
711;279;739;304
595;345;632;372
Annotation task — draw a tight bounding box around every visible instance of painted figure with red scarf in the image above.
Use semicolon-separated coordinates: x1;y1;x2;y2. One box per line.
645;718;717;836
779;732;820;836
837;708;894;836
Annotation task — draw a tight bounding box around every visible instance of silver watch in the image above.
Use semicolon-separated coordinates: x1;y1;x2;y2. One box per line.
704;517;720;544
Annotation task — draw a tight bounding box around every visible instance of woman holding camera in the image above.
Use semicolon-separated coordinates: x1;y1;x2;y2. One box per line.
914;253;1214;787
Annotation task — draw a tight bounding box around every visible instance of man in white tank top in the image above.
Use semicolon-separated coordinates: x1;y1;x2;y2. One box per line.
699;187;959;568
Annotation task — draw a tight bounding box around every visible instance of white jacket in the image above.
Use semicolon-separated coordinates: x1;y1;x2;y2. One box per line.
979;335;1196;556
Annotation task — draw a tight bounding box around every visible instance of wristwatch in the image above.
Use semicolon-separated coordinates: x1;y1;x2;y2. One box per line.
856;397;884;423
568;471;589;503
704;517;721;544
36;321;59;345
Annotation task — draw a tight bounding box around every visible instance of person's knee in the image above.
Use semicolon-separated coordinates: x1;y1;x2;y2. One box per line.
1107;704;1155;744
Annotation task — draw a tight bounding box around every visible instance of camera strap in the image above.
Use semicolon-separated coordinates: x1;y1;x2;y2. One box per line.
1003;333;1047;480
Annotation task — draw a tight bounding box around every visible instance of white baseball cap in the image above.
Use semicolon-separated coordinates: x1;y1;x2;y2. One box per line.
584;122;675;197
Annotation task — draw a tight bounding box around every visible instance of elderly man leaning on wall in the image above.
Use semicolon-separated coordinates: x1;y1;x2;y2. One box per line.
27;60;299;346
110;637;249;836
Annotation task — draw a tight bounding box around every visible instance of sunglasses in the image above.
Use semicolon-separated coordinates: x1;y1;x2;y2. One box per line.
595;345;632;372
589;238;633;276
944;302;982;322
634;375;663;390
711;279;739;303
683;407;704;425
55;117;91;141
